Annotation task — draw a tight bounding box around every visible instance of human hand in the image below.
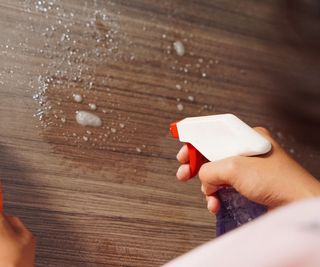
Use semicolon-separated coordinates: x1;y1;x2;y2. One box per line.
176;127;320;213
0;214;35;267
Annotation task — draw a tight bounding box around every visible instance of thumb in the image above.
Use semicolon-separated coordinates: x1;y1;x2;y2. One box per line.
254;127;279;150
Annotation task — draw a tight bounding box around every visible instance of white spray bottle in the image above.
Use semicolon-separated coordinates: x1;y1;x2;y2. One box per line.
170;114;272;235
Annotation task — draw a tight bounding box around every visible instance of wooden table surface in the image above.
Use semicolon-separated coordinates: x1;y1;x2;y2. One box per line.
0;0;319;266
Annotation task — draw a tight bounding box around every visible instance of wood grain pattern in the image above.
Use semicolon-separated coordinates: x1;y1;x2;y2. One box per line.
0;0;319;266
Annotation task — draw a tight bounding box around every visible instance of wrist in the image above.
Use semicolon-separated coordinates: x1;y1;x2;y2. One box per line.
295;179;320;201
311;181;320;197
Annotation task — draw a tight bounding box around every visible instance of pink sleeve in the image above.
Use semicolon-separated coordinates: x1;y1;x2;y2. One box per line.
163;198;320;267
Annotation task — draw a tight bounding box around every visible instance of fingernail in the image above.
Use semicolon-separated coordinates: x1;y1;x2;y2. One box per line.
176;164;190;180
201;184;205;194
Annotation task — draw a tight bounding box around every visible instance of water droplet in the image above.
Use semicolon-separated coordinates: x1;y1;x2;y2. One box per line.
73;94;83;103
75;111;102;127
177;103;184;111
173;41;185;56
88;103;97;110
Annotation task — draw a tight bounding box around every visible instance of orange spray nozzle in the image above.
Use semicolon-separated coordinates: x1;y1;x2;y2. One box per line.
170;122;179;139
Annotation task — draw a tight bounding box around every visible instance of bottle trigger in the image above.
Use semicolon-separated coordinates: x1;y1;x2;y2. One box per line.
186;143;203;177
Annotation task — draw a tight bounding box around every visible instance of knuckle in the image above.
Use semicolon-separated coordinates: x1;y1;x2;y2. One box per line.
224;157;241;176
198;162;211;182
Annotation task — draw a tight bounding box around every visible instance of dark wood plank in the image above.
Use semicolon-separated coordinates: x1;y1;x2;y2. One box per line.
0;0;319;266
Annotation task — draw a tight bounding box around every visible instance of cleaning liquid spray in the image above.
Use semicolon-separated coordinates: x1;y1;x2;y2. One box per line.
170;114;272;236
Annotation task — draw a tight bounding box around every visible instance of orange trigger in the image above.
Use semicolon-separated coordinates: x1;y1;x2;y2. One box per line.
187;143;203;177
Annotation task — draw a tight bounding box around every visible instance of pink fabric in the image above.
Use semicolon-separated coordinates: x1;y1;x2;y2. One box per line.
164;198;320;267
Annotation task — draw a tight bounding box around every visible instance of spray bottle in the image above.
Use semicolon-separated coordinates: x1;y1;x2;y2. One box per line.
170;114;272;236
